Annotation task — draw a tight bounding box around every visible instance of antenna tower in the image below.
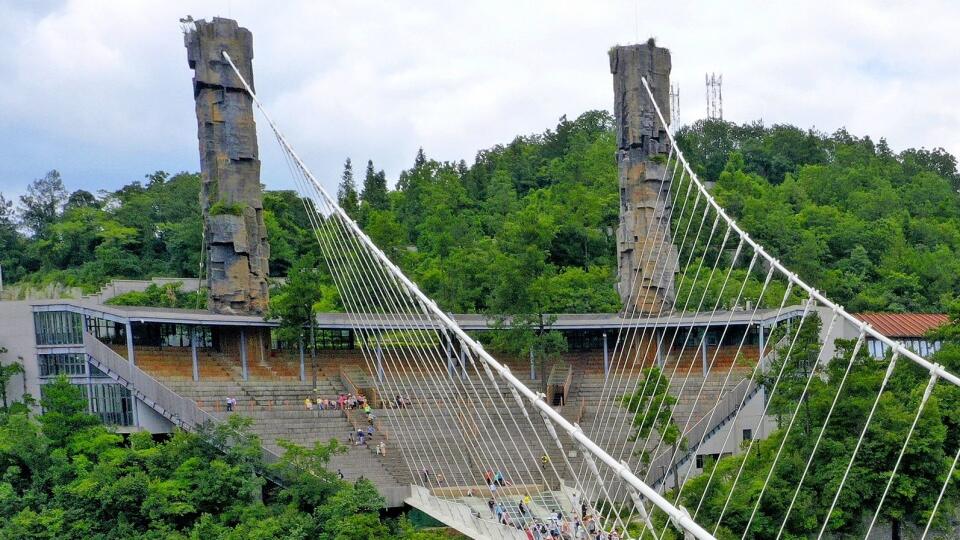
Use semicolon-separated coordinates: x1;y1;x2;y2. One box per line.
705;72;723;120
669;83;680;127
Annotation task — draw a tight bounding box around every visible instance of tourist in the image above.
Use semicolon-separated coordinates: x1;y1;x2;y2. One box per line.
435;472;445;486
366;425;375;438
347;432;354;446
337;469;344;480
304;397;313;411
379;441;386;456
421;467;430;484
540;453;550;470
484;469;493;485
225;396;235;411
487;498;495;514
357;428;365;445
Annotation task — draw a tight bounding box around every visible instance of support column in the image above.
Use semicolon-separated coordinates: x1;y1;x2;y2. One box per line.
298;338;305;382
602;331;610;381
376;334;384;383
701;333;709;377
530;349;536;380
611;41;677;316
184;18;269;315
191;326;199;382
124;321;139;427
444;331;454;378
125;322;135;366
655;329;664;368
240;328;248;381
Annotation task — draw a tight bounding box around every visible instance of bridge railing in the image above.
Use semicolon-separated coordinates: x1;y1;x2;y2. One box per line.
83;331;280;464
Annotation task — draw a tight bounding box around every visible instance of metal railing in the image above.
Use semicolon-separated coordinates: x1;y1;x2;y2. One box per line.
83;332;281;464
647;377;755;489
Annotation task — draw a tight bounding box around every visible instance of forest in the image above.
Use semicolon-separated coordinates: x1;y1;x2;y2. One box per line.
1;112;960;537
0;375;450;539
1;114;958;318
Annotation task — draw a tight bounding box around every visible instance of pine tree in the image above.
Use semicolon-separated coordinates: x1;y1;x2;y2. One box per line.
336;158;359;216
361;159;389;210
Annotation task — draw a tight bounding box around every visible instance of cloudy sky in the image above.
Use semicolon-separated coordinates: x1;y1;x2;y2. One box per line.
1;0;957;201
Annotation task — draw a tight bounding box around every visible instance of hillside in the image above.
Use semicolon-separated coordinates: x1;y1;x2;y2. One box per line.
1;113;957;313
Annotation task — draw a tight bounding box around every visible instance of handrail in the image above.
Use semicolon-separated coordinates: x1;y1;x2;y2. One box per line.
562;364;574;406
83;332;281;464
647;377;754;488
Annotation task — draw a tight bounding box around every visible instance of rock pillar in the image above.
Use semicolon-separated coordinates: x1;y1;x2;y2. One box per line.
610;40;678;315
185;17;269;315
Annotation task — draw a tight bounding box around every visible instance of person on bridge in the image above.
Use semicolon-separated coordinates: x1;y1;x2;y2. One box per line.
540;453;550;470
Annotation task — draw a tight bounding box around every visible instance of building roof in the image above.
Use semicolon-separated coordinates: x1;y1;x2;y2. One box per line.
855;312;948;338
28;299;805;331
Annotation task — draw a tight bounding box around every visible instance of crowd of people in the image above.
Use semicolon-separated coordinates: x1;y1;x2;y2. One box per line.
303;392;367;412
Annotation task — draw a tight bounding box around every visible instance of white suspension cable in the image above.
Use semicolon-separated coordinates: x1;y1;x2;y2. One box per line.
222;51;717;538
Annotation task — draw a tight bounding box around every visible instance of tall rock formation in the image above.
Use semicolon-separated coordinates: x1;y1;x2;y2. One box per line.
610;41;678;315
185;17;269;315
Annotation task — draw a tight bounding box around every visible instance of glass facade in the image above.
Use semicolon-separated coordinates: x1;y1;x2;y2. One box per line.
86;316;126;345
34;311;83;345
312;329;354;350
867;337;942;359
38;353;87;377
85;383;135;426
134;323;215;349
40;382;134;427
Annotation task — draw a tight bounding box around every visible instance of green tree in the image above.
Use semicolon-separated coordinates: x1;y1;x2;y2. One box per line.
268;254;338;388
18;170;67;238
337;158;359;217
360;160;388;211
0;349;24;409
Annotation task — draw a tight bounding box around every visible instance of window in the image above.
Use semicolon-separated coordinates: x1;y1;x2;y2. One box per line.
696;454;705;469
34;311;83;345
564;330;606;351
40;382;133;427
312;329;354;350
743;428;753;441
133;323;214;349
38;353;87;377
86;317;126;345
85;383;134;426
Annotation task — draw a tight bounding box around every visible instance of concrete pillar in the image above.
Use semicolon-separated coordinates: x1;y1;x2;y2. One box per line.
240;328;248;381
376;336;384;383
184;18;269;315
124;321;139;427
191;326;199;382
611;40;678;316
701;333;709;377
125;322;135;366
530;349;536;380
602;331;610;380
298;338;305;382
658;330;666;368
444;331;454;378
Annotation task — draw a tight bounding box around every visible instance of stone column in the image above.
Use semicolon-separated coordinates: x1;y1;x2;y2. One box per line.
185;18;270;315
610;40;679;315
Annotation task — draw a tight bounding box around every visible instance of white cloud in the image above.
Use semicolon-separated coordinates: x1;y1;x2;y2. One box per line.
0;0;957;200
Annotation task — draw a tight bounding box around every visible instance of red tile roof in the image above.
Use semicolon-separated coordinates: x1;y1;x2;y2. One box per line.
855;312;949;338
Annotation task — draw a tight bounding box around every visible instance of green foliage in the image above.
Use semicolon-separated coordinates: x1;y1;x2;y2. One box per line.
208;200;245;216
0;348;24;409
678;120;960;312
0;387;456;539
106;282;205;309
666;311;960;538
621;366;682;471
